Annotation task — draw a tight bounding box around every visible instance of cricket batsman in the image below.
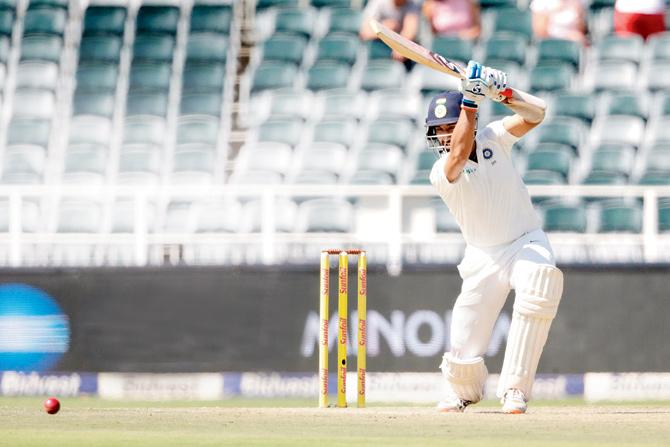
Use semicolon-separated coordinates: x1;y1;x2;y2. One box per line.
427;61;564;414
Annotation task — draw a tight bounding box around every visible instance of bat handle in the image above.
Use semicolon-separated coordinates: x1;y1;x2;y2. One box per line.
501;88;513;98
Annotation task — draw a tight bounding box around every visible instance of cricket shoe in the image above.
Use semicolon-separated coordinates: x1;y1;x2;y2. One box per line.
501;388;527;414
437;396;473;413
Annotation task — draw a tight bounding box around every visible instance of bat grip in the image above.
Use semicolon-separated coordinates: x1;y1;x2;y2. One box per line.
501;88;513;98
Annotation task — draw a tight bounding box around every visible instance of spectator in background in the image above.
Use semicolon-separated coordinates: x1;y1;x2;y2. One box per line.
531;0;588;44
359;0;421;64
614;0;666;40
422;0;481;40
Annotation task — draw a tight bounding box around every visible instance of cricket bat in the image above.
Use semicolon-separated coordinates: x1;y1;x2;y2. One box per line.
369;19;545;108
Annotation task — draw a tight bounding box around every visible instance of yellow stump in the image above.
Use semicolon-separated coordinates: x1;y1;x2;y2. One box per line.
337;251;348;408
318;251;330;408
357;252;367;408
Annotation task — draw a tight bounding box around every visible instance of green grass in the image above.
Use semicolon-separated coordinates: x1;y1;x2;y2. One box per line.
2;397;670;447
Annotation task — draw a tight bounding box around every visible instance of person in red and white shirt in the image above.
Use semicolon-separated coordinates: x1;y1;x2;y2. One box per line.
614;0;666;40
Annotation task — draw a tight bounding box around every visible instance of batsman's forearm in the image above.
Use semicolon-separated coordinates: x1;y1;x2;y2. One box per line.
502;90;546;124
451;108;477;160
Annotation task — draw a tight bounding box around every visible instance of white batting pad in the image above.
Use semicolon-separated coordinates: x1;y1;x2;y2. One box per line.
497;314;552;399
513;263;563;319
440;353;488;403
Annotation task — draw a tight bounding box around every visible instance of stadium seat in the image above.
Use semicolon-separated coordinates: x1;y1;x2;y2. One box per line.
328;8;361;35
542;201;587;233
296;143;348;177
312;119;358;147
190;4;232;35
186;32;228;63
240;198;297;233
592;61;636;93
415;151;436;171
526;147;572;180
0;200;40;232
593;115;645;149
534;117;583;153
261;33;307;65
123;116;166;146
433;199;459;232
552;93;595;124
431;36;473;64
118;145;161;174
258;118;304;147
83;6;126;36
638;172;670;185
523;169;567;185
69;116;112;146
0;36;8;63
182;62;225;93
316;89;367;121
484;33;526;67
648;31;670;62
529;63;574;93
0;9;13;37
315;32;359;65
588;143;636;177
132;34;175;63
349;170;395;185
136;5;180;35
29;0;69;10
312;0;351;7
366;118;414;150
76;63;118;93
492;8;533;42
603;92;648;121
176;116;219;146
369;89;421;122
649;118;670;145
638;145;670;181
128;63;171;92
79;36;122;63
659;200;670;232
366;38;392;60
295;198;354;232
17;61;59;90
598;201;642;233
12;89;54;118
172;147;215;173
645;62;670;92
306;61;350;90
236;142;293;178
274;8;316;38
126;92;168;117
72;92;115;118
267;89;313;120
196;200;242;233
228;169;283;185
63;147;106;175
256;0;299;9
409;169;431;184
179;93;222;117
57;200;102;233
110;199;157;233
7;118;50;147
23;7;67;36
252;61;298;92
20;35;62;63
292;169;339;185
596;34;643;64
536;38;581;69
417;65;461;96
3;145;46;175
360;60;405;91
355;144;404;181
581;170;627;185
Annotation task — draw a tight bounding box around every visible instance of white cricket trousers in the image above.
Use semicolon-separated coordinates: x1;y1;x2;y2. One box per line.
450;228;556;360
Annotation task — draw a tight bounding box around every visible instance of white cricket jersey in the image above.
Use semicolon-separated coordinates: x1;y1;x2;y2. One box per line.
430;120;542;248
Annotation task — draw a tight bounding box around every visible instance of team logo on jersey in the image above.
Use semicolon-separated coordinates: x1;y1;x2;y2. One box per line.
483;148;493;159
434;98;447;118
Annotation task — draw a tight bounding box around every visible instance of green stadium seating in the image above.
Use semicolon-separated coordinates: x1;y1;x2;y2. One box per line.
179;93;222;116
484;33;526;66
366;118;414;149
598;202;642;233
296;198;353;232
190;4;232;34
136;6;179;35
597;34;643;64
593;61;636;93
241;198;297;233
355;145;403;180
553;93;595;124
317;89;366;120
64;148;106;175
177;116;219;145
76;63;118;92
128;63;171;92
23;7;66;36
659;201;670;232
57;200;103;233
360;60;405;91
536;38;581;69
7;118;50;147
604;93;648;121
415;151;436;171
132;34;175;62
535;117;583;153
268;89;311;119
73;92;114;117
595;115;645;149
0;36;8;63
28;0;68;9
366;38;392;60
480;0;517;8
645;62;670;92
431;36;473;63
256;0;298;10
589;0;615;10
312;119;357;147
118;146;161;174
523;169;567;185
182;62;225;93
172;148;215;173
0;9;13;36
123;116;166;146
20;35;62;63
293;169;339;185
68;116;111;146
312;0;351;7
274;8;316;38
542;201;587;232
349;170;395;185
589;144;635;177
13;89;54;118
196;200;243;233
306;61;349;90
298;143;348;177
253;61;298;92
648;32;670;61
529;63;574;93
262;33;307;65
431;199;459;232
526;147;572;180
316;33;359;65
492;8;533;42
187;32;228;63
83;6;126;36
126;92;168;117
640;145;670;177
79;36;122;63
409;169;431;184
17;61;58;90
328;8;361;34
258;118;304;147
582;170;627;185
638;172;670;185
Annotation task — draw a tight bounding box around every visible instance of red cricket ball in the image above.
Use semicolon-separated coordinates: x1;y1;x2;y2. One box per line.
44;397;60;414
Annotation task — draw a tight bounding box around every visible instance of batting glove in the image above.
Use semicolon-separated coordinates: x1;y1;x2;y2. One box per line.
460;61;488;109
482;65;508;102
